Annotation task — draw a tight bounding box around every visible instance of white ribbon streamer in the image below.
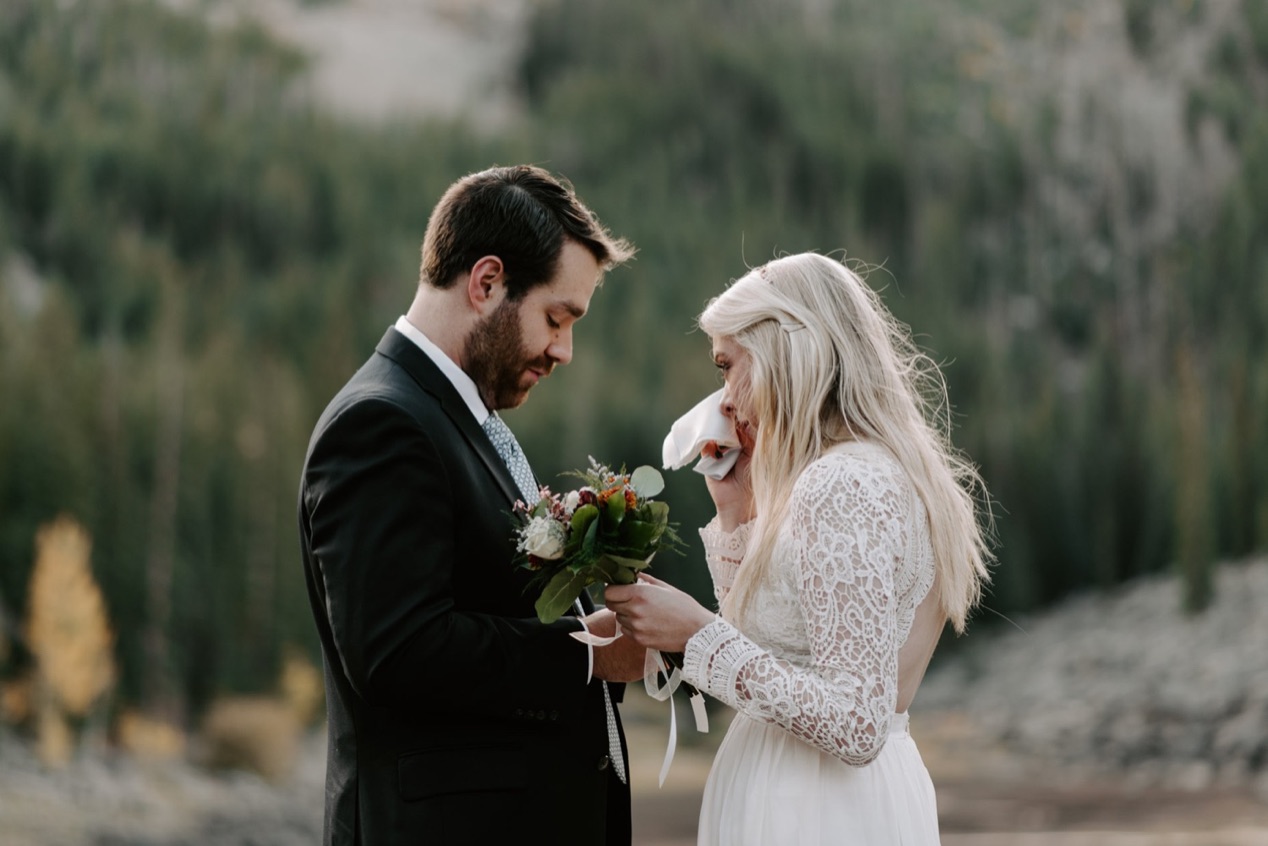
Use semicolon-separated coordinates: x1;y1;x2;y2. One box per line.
571;614;623;686
570;628;622;648
573;598;709;787
572;599;601;685
643;648;679;787
643;648;683;700
690;689;709;733
643;649;709;786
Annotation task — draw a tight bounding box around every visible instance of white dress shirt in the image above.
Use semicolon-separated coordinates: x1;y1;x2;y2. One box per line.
393;316;489;425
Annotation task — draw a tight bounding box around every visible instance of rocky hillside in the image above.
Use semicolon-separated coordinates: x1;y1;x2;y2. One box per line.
920;556;1268;796
0;729;325;846
164;0;530;126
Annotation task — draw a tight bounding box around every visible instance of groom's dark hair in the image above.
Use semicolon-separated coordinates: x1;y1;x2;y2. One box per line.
419;164;634;300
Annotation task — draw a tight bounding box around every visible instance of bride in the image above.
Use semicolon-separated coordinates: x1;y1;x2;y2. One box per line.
606;252;993;845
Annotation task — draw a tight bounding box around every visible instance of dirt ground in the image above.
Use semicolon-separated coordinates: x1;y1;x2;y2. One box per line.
621;690;1268;846
2;691;1266;845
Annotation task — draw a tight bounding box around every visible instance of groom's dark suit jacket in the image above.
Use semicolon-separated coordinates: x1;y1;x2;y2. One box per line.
298;327;630;846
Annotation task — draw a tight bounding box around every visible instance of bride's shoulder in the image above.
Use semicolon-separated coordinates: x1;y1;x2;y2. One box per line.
793;440;907;498
810;439;902;474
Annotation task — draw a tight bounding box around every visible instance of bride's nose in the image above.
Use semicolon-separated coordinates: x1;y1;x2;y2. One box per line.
720;392;736;419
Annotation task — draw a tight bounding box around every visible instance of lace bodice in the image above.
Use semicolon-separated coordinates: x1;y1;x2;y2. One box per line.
683;441;935;767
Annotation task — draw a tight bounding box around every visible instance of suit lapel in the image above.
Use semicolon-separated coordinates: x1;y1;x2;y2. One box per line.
374;328;523;508
374;328;583;622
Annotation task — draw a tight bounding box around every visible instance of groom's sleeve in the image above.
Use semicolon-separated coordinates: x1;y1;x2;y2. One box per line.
304;397;592;719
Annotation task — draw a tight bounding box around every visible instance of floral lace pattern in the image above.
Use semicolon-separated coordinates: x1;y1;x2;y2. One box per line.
683;441;934;767
699;519;751;605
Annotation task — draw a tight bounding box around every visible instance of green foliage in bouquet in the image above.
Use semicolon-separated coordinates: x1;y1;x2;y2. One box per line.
514;459;683;624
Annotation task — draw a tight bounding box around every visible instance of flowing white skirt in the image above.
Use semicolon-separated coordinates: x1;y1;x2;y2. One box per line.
697;712;940;845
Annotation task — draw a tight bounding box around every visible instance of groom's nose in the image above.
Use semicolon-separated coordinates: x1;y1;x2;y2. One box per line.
547;327;573;365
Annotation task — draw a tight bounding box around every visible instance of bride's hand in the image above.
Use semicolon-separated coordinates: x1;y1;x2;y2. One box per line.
704;423;755;532
605;574;716;653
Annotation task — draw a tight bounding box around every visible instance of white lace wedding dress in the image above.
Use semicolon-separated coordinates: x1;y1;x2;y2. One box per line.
682;440;942;845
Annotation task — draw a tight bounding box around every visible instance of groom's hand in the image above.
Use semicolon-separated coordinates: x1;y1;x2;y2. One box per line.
580;607;619;639
587;609;645;683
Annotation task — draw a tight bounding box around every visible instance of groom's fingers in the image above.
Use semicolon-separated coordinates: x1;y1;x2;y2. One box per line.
637;573;668;586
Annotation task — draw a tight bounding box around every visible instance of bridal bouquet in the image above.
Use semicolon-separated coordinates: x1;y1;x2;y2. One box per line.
513;457;682;624
514;458;705;787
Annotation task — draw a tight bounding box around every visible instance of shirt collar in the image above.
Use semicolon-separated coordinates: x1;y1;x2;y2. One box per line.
393;315;490;425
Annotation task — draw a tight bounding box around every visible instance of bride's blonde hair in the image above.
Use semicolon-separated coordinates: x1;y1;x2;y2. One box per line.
699;253;992;634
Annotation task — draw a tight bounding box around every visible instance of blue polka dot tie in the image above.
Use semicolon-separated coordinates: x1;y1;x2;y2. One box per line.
482;413;538;503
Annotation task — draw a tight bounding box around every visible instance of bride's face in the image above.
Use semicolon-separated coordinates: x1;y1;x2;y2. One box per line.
712;336;757;450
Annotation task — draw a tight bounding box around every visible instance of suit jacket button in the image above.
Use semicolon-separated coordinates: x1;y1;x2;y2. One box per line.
549;710;559;721
537;710;546;720
597;755;611;771
514;708;524;718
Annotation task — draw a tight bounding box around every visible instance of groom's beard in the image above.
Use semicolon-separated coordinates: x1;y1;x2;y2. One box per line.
464;299;553;411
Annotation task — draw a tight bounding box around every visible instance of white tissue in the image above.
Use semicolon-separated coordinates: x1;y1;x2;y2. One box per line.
662;389;742;480
692;448;741;481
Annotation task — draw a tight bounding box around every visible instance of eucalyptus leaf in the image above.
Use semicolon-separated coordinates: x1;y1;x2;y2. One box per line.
619;518;659;551
534;568;591;624
642;500;670;524
570;504;599;536
582;514;600;555
604;552;655;572
592;556;638;584
629;465;665;498
602;488;627;530
566;504;599;555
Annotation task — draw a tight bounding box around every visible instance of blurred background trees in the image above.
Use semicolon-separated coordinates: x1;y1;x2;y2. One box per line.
0;0;1265;736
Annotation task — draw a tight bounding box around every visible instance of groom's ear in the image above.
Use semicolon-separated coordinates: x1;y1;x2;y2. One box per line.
465;255;507;316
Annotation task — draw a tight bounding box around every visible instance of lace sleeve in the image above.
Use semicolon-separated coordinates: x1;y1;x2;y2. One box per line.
699;518;751;606
682;451;909;766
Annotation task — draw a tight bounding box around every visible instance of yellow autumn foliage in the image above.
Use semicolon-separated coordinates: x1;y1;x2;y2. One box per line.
1;676;32;723
25;516;116;717
37;703;74;766
117;708;187;760
278;646;323;726
200;696;298;782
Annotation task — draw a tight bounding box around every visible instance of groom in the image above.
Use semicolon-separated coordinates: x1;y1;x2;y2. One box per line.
298;165;645;845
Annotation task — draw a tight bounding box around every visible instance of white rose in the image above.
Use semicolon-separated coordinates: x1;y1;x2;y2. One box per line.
521;516;567;560
562;490;581;514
